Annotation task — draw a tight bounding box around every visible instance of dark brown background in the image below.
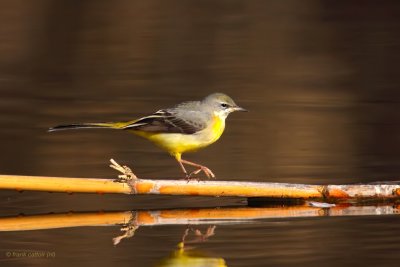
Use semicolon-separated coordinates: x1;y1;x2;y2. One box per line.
1;1;400;266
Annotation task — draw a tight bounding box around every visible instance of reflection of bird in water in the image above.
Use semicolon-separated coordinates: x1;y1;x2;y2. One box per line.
181;225;216;245
49;93;246;179
155;226;227;267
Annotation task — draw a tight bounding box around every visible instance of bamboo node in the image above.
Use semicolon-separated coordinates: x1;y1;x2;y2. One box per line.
109;159;138;182
109;159;138;194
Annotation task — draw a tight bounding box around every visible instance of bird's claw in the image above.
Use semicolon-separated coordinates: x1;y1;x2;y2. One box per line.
188;166;215;179
184;173;200;182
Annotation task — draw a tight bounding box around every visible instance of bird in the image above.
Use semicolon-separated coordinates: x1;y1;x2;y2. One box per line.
49;93;247;178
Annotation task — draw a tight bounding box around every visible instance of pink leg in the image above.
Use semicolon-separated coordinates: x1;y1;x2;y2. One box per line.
178;159;216;178
177;160;188;176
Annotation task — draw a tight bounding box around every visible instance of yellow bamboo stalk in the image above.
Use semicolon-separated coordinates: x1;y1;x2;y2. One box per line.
1;174;400;200
0;174;324;198
0;160;399;200
0;204;399;232
134;179;323;198
0;175;130;194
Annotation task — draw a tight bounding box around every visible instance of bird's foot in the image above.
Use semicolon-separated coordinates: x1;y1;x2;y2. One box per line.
184;173;200;182
189;166;215;179
179;159;216;180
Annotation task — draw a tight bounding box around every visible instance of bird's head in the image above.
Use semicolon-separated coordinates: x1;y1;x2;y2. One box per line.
202;93;247;119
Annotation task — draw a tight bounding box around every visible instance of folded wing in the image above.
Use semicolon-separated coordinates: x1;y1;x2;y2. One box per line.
122;109;207;134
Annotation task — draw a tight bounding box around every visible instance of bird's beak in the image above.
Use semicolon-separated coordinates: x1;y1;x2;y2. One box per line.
233;106;248;112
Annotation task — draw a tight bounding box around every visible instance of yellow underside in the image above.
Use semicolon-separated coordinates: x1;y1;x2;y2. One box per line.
130;115;225;160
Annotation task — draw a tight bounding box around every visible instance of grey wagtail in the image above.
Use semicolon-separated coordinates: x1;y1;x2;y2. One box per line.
49;93;247;178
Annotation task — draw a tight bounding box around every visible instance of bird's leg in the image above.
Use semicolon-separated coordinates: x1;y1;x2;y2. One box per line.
179;159;216;178
177;159;189;177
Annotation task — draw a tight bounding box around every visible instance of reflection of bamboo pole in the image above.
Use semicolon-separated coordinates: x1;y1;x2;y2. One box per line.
1;174;400;201
0;205;399;232
0;212;132;231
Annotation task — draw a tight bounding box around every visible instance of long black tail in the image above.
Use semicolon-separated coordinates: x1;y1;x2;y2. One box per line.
48;122;118;132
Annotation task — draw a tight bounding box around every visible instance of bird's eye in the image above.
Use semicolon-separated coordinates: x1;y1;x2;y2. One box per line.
220;103;229;108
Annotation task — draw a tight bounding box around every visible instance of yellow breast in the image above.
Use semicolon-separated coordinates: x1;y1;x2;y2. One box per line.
132;115;226;155
209;115;225;143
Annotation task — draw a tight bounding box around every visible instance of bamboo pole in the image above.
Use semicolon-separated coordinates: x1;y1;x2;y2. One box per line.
1;174;400;201
0;174;130;194
0;160;399;201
